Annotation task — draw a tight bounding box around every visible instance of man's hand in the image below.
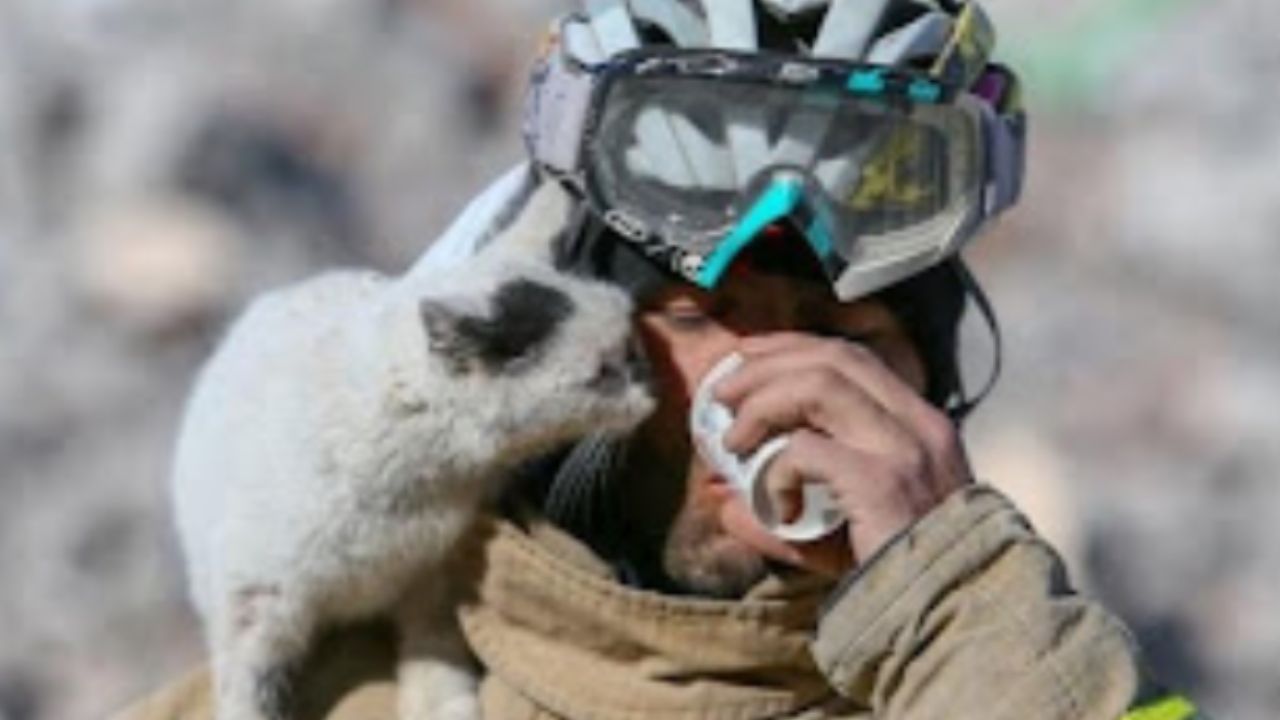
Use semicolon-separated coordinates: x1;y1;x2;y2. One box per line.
714;333;972;572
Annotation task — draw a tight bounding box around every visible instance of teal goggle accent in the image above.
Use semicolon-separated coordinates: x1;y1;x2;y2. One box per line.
695;178;838;291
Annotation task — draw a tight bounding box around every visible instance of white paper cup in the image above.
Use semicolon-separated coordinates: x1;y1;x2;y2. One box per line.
690;354;845;543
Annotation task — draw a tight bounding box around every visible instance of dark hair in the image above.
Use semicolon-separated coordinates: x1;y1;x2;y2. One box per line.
877;260;968;412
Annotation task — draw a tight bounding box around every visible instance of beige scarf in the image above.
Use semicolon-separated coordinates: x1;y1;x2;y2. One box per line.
458;515;841;720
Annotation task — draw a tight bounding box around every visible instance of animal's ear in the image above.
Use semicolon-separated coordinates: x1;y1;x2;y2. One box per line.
419;279;574;375
486;181;573;263
420;298;481;374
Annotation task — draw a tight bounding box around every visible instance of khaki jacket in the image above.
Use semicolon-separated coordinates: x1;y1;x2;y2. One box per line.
112;486;1190;720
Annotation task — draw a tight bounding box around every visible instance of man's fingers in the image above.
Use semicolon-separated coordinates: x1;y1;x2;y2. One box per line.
737;332;819;357
723;335;936;432
760;431;847;527
722;367;921;461
762;468;804;525
716;334;975;564
722;334;964;499
766;431;941;561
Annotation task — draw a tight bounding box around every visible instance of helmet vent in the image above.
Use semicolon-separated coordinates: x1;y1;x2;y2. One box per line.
635;19;678;46
757;4;823;51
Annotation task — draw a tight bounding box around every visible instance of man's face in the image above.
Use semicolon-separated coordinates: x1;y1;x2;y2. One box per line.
617;261;929;598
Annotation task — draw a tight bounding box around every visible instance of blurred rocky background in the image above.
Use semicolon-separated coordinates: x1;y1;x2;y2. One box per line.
0;1;1275;718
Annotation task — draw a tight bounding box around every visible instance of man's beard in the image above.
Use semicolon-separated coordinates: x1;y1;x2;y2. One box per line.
657;495;770;599
530;424;770;599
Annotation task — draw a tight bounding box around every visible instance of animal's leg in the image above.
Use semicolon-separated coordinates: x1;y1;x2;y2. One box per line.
396;581;480;720
212;584;315;720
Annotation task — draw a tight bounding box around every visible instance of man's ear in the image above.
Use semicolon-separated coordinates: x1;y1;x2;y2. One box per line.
484;181;573;263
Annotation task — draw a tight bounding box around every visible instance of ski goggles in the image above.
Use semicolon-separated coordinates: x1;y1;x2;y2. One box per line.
526;46;1026;300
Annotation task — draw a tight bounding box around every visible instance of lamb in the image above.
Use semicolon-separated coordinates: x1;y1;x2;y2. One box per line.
170;183;654;720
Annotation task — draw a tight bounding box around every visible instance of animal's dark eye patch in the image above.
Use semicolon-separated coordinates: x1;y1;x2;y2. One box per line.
455;279;575;372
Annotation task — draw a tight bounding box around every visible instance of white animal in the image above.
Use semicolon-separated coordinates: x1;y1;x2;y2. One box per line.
171;183;654;720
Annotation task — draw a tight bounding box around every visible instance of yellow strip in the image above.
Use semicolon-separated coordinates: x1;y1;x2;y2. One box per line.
1123;695;1199;720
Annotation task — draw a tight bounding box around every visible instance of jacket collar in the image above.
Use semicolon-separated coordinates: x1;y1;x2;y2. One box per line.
458;515;837;720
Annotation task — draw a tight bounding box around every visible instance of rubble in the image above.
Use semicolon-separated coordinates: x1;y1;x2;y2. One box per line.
1;1;1275;718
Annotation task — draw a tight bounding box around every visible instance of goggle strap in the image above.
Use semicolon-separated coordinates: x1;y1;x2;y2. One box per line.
949;260;1003;422
977;98;1029;219
974;64;1024;114
524;43;595;176
528;0;646;174
983;107;1027;219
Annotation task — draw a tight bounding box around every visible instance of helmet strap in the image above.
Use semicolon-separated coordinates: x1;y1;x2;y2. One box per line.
948;260;1003;423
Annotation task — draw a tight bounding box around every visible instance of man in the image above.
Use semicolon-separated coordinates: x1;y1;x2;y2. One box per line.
119;1;1203;718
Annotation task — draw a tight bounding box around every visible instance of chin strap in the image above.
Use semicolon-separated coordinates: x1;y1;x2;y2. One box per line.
948;260;1003;423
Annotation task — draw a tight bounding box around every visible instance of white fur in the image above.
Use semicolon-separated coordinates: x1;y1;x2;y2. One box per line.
172;184;652;719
